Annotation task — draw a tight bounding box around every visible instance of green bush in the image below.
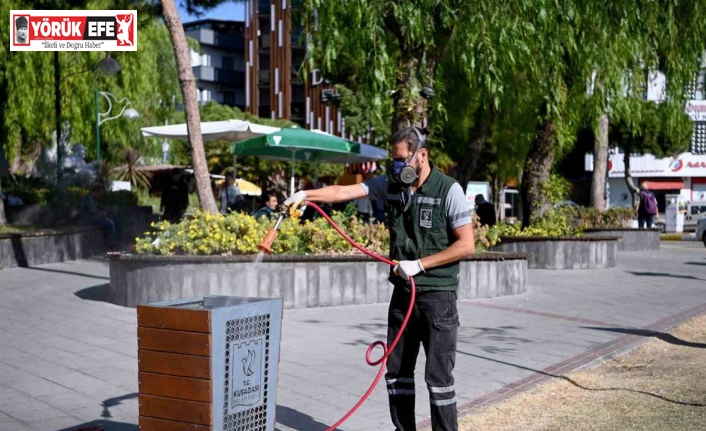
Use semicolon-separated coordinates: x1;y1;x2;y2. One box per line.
133;204;636;256
580;207;634;229
63;187;89;206
134;210;390;256
4;185;55;205
490;206;636;241
102;190;138;206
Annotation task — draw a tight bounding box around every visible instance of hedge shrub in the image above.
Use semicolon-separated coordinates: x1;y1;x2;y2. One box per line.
134;206;638;256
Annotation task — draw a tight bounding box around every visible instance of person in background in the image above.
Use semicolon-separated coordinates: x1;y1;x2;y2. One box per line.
356;196;373;223
160;168;189;223
283;127;475;431
252;193;279;220
474;194;497;227
637;183;659;229
219;173;246;214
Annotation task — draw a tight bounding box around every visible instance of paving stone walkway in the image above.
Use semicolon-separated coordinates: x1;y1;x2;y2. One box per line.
0;242;704;430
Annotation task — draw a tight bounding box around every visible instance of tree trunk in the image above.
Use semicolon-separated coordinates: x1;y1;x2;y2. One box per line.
624;151;640;210
520;115;557;228
453;105;493;187
161;0;218;214
392;53;433;131
591;112;609;210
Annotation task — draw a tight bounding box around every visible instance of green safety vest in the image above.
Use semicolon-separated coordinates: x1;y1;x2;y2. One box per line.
387;165;460;291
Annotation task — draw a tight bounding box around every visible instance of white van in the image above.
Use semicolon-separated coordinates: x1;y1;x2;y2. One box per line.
654;201;706;233
685;201;706;232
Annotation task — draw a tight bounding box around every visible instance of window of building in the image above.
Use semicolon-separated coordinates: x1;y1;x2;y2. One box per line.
190;49;201;67
695;68;706;100
222;56;234;70
258;0;270;13
201;54;211;67
223;91;235;106
692;121;706;155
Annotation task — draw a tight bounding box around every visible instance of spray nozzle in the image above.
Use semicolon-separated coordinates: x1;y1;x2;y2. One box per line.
258;227;279;254
258;202;308;254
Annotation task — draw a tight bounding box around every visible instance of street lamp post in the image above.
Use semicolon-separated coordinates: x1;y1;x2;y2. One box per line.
95;90;140;162
55;55;121;188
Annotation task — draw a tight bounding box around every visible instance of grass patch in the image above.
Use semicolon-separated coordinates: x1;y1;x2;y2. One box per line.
458;315;706;431
661;234;685;241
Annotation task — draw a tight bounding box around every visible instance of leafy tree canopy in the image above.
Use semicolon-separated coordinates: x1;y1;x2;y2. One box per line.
0;0;181;173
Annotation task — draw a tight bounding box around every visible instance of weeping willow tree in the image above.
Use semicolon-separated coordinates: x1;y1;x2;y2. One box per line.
301;1;526;130
303;0;706;226
0;0;183;224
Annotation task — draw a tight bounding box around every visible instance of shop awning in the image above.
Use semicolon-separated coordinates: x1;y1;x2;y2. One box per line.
641;179;685;190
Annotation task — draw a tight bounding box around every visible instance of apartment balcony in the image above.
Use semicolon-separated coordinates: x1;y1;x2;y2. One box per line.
259;34;271;50
215;33;244;50
186;28;215;45
193;67;244;85
187;28;244;50
216;68;245;86
193;65;215;82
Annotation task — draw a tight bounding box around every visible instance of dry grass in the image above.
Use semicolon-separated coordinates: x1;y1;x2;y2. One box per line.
459;315;706;431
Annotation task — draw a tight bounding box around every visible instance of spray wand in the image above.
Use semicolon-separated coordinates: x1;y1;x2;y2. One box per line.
258;201;416;431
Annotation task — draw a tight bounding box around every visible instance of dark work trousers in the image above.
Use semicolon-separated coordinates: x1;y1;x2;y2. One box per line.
385;287;459;431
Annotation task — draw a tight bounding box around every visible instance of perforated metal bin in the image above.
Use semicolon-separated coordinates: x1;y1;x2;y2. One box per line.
136;295;283;431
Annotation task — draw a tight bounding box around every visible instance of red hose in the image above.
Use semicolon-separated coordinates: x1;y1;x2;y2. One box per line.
304;202;416;431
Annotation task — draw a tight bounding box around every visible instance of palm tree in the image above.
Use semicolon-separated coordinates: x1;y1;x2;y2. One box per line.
112;148;152;189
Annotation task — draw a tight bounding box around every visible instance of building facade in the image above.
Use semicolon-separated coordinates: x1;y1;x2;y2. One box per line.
586;66;706;210
185;19;247;109
242;0;370;142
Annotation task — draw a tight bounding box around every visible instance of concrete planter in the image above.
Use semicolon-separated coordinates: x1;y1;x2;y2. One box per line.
491;236;618;269
6;204;154;244
0;226;105;269
583;228;660;251
107;252;529;309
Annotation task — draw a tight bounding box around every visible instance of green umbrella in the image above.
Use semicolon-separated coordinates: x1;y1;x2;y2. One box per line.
230;127;387;193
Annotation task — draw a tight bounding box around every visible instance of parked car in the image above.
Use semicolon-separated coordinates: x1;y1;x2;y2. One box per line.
685;201;706;232
653;201;706;233
697;217;706;248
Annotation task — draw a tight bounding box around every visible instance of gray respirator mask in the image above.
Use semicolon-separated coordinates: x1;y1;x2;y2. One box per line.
388;127;425;187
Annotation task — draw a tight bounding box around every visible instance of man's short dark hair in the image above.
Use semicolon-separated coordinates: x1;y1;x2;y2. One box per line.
391;127;430;153
225;173;234;179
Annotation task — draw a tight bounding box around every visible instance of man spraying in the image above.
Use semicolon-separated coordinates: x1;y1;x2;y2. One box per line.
284;127;475;431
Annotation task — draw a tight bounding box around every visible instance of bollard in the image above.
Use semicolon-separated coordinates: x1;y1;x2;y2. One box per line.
136;295;283;431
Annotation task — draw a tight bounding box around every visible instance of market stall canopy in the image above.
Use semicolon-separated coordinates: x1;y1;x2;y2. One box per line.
228;127;388;193
141;120;279;142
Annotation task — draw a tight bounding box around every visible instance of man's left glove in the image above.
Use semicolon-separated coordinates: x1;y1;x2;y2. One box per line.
394;259;425;280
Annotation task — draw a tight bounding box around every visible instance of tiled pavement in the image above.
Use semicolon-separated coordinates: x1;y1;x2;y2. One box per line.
0;242;704;430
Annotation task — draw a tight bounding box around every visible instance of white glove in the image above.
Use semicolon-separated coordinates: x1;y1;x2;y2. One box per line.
283;190;307;216
394;259;425;280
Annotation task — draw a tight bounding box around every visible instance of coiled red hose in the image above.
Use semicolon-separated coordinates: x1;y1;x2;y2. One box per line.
304;202;416;431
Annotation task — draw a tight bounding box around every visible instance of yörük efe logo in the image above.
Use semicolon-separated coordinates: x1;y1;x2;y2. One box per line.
10;10;137;52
